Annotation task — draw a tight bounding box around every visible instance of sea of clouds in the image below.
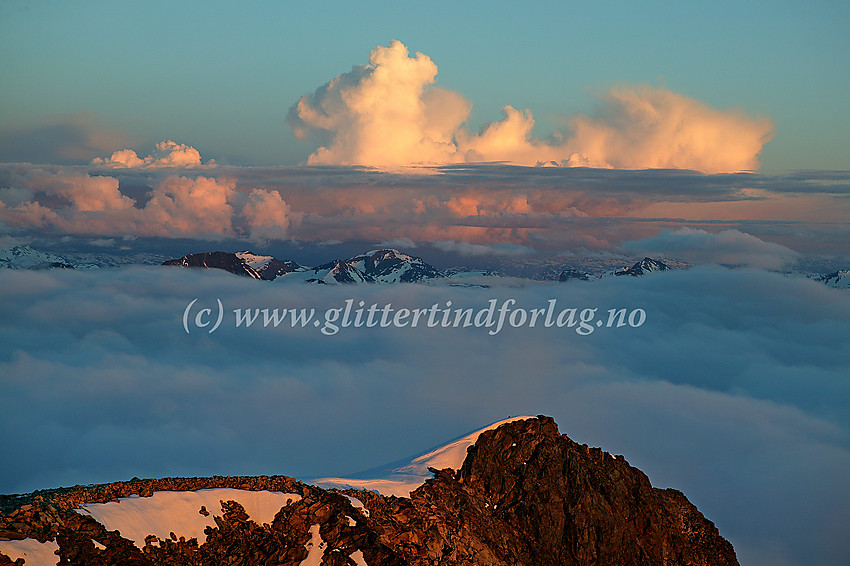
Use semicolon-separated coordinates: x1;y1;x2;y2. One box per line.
1;265;848;566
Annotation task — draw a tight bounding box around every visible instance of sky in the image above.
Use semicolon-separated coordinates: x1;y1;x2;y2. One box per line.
1;1;848;172
2;3;850;566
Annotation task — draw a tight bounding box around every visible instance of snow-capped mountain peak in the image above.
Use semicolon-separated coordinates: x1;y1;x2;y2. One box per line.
608;257;670;277
312;416;534;497
0;245;75;270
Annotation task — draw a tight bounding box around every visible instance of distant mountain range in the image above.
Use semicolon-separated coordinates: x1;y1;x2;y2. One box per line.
0;417;739;566
2;245;848;288
163;249;445;284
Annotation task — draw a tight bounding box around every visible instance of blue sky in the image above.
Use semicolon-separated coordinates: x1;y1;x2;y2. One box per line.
1;0;848;172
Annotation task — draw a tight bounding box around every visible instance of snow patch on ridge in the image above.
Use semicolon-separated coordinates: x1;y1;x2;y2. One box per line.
0;538;60;566
235;251;274;269
298;524;325;566
76;489;300;548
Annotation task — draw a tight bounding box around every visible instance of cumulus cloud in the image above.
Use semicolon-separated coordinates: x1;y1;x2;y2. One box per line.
289;41;773;173
622;228;801;269
239;188;295;241
143;176;236;236
0;169;293;242
288;40;467;167
564;86;774;173
0;267;848;566
92;140;211;168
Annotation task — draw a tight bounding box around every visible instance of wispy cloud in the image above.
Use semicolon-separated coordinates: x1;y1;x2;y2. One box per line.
432;240;533;256
0;113;137;165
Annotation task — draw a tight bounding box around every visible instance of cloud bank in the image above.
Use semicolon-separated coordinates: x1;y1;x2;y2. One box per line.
622;228;801;269
2;163;848;260
288;41;773;173
0;267;848;566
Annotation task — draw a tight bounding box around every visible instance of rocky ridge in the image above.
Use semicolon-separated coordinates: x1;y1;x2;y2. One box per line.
0;417;737;566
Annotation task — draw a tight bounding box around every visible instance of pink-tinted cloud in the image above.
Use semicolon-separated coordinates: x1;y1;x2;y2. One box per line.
0;170;292;242
239;188;297;241
2;164;847;260
143;176;236;236
92;140;211;169
289;41;773;173
30;171;136;212
565;86;774;173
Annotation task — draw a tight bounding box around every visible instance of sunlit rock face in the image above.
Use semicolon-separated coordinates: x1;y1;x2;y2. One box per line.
0;417;738;566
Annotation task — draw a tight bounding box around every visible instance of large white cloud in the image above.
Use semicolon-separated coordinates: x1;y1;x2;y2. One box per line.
288;40;468;167
289;41;774;173
564;85;774;173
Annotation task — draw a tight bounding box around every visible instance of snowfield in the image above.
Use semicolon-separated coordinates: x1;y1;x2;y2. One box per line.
0;538;60;566
76;488;301;548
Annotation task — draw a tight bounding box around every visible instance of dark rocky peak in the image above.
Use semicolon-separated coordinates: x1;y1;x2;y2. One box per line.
162;251;262;279
558;267;593;282
307;259;369;284
453;416;738;565
255;258;303;281
162;251;304;281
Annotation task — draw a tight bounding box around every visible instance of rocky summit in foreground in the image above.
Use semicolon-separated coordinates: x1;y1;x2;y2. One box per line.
0;417;738;565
